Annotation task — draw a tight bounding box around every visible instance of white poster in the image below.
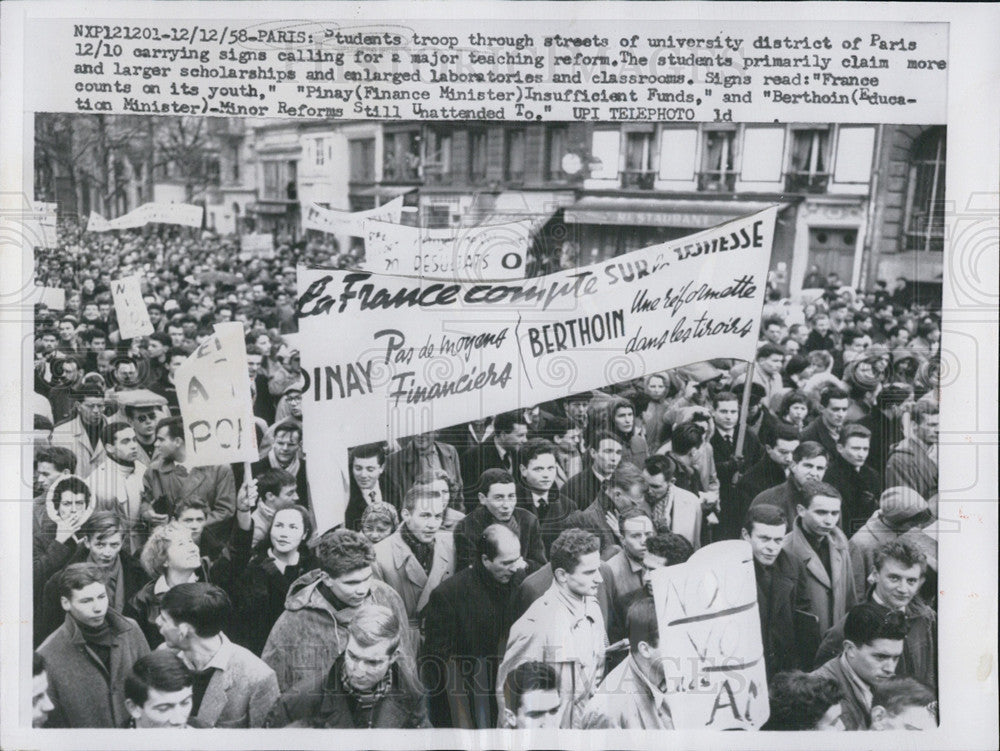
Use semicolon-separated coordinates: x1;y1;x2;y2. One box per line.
302;197;405;238
110;275;153;339
174;322;258;467
649;540;769;730
86;202;203;231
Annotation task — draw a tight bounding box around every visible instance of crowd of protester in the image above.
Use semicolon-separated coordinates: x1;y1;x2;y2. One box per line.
29;218;941;730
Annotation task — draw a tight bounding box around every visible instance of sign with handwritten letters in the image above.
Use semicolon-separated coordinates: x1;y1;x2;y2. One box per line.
86;202;204;232
297;207;778;531
174;322;257;467
110;275;154;340
364;219;531;282
239;232;275;260
649;540;769;730
302;197;404;237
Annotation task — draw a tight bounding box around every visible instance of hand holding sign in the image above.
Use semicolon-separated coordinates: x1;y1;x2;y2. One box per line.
110;275;154;339
175;322;258;467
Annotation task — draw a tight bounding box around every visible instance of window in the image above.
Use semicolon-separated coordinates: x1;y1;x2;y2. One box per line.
262;161;282;199
622;131;655;189
383;130;420;182
903;127;946;252
231;146;240;182
424;128;452;184
545;125;568;180
349;138;375;182
315;137;325;167
505;128;526;182
469;129;488;182
699;129;737;191
286;160;297;201
786;128;830;192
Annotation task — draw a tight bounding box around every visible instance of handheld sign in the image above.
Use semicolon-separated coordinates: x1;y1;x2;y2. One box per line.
648;540;770;730
87;202;203;232
174;322;257;467
110;275;154;339
298;206;778;531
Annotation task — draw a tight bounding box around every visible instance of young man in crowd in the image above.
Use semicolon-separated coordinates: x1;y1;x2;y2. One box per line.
86;421;146;554
140;416;235;538
497;529;606;728
733;423;800;527
461;410;529;511
561;430;624;511
600;508;655;644
501;662;563;730
823;424;881;535
157;582;279;728
750;441;828;533
515;438;576;553
782;480;858;634
869;677;938;731
37;563;150;727
642;454;703;551
801;386;851;458
548;416;584;487
422;525;527;728
122;400;164;466
564;462;646;560
372;485;454;635
810;603;907;730
742;505;815;677
262;528;408;691
123;651;201;728
454;468;546;571
50;383;107;478
250;418;309;501
861;382;914;481
709;390;763;538
662;421;707;497
344;442;389;532
580;598;676;729
266;604;429;728
885;400;939;501
814;539;936;689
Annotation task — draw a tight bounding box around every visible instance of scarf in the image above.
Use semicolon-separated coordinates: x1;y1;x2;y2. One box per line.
341;660;392;724
106;453;135;471
268;446;301;479
652;486;675;532
78;618;116;673
400;524;434;573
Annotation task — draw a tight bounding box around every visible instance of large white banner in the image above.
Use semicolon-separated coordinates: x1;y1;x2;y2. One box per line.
302;197;404;237
364;219;532;281
649;540;769;730
174;322;258;467
86;202;203;232
298;206;777;531
110;275;154;340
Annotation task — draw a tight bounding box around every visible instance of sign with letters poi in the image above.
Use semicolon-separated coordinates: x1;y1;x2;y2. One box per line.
297;207;778;532
648;540;769;730
364;219;531;282
174;322;257;467
87;202;203;232
110;275;154;339
302;197;404;237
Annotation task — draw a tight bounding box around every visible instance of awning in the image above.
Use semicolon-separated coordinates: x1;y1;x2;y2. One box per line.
250;201;298;216
563;197;780;229
354;185;417;199
475;190;576;230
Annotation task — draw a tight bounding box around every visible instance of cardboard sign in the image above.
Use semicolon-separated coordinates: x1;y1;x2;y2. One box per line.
297;207;778;532
648;540;770;730
302;197;404;237
174;322;258;467
34;286;65;310
86;202;203;232
110;275;154;339
364;219;531;282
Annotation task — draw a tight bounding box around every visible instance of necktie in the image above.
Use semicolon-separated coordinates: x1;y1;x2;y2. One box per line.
368;490;377;505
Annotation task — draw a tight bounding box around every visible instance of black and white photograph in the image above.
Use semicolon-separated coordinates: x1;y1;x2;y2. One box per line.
1;4;997;751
